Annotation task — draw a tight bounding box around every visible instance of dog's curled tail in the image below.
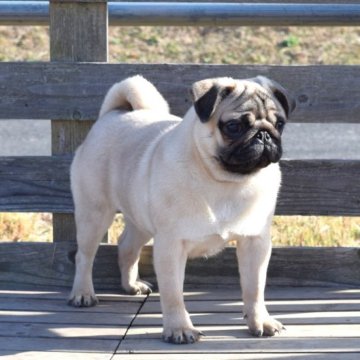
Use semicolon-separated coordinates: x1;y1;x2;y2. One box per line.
99;75;170;117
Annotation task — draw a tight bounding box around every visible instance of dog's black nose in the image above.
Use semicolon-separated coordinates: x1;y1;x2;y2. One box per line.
256;130;271;143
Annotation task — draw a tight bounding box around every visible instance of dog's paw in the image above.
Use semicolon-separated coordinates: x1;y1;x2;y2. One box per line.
247;316;285;337
68;292;99;307
123;280;153;295
162;326;204;344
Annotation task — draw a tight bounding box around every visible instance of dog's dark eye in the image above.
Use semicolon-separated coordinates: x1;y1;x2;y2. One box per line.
223;121;242;136
276;119;285;133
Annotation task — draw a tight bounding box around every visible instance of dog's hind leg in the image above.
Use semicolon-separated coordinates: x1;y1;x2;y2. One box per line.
68;204;115;307
118;219;152;295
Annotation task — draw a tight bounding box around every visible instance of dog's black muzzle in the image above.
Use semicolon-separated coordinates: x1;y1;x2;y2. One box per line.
219;130;282;175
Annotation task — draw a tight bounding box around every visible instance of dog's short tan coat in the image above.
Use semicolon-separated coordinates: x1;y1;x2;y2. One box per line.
69;75;294;344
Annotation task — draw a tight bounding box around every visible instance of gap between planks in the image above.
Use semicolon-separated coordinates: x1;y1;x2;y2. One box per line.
118;287;360;355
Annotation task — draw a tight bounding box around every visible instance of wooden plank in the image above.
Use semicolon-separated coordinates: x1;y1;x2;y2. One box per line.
0;156;71;181
132;311;360;326
49;2;107;62
113;355;360;360
278;160;360;215
0;243;359;289
0;285;349;307
148;287;360;301
0;285;359;358
0;309;136;326
0;336;118;353
49;0;108;243
140;298;360;314
118;337;360;353
0;322;126;340
0;353;112;360
2;287;359;301
139;246;360;287
267;246;360;286
0;354;356;360
1;156;360;215
0;288;147;302
0;242;123;290
0;63;360;123
0;297;143;314
125;324;360;339
0;289;146;303
2;291;358;314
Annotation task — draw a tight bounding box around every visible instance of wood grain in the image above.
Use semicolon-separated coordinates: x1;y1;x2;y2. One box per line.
0;352;111;360
140;299;360;314
139;245;360;287
278;159;360;216
1;156;359;216
0;243;359;289
2;286;360;359
0;336;118;353
0;156;72;212
125;324;360;339
118;337;360;354
50;0;108;242
113;355;360;360
1;63;360;123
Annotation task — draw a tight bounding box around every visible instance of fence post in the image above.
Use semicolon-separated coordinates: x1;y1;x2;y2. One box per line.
50;0;108;242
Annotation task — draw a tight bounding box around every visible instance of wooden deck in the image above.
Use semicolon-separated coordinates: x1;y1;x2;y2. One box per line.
0;286;359;359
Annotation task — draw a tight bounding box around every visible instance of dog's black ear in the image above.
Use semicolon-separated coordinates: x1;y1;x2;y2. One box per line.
193;85;220;123
190;79;235;123
253;76;296;118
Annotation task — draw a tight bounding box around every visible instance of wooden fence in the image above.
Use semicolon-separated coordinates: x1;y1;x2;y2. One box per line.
0;0;359;290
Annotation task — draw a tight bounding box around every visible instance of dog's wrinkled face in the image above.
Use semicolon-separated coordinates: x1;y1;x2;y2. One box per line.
191;76;296;175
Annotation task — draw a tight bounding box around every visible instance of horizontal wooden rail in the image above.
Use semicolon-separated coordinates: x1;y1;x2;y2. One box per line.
0;156;359;216
1;2;360;26
1;63;360;123
0;243;359;289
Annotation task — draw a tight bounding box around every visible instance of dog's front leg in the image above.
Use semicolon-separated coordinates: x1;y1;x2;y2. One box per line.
153;237;203;344
236;234;284;337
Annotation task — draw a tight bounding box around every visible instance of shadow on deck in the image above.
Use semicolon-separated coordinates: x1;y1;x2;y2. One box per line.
0;286;359;359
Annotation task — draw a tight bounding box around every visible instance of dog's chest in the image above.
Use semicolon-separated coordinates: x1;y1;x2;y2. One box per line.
184;234;227;258
206;195;259;237
184;197;267;258
182;178;277;257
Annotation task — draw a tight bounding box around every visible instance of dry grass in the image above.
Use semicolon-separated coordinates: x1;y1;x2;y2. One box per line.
0;26;49;61
272;216;360;247
109;26;360;65
0;25;359;246
0;25;359;65
1;213;359;248
0;213;52;242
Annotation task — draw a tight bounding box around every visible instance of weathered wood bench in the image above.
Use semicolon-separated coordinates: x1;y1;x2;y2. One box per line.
0;1;359;358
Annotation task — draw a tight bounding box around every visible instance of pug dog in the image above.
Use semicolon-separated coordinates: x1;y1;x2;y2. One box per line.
69;75;295;344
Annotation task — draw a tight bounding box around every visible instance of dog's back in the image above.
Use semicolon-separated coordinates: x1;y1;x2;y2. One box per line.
70;76;180;228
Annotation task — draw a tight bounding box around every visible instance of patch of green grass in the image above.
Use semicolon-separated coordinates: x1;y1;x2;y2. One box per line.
279;35;300;48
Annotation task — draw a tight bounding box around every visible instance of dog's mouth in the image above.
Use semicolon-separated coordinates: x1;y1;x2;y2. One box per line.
217;136;282;175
